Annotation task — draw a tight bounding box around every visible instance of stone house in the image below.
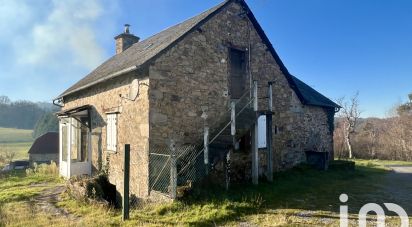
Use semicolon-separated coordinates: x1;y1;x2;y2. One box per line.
54;0;339;200
28;132;59;165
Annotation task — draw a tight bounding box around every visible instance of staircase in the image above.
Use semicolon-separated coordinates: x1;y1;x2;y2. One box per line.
175;82;261;190
207;89;257;171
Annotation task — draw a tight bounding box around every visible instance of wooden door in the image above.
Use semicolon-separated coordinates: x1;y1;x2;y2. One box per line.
229;48;246;99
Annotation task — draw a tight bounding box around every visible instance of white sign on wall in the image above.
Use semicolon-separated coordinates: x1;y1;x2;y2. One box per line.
258;115;267;148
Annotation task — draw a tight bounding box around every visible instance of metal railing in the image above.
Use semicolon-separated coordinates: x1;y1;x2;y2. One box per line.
147;82;258;199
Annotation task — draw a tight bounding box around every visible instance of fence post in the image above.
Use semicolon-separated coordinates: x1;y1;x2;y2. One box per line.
204;126;209;175
122;144;130;221
225;149;231;190
231;101;236;136
170;142;177;199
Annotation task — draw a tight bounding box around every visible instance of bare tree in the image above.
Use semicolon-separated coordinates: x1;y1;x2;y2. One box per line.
333;120;346;158
337;92;361;159
0;95;10;105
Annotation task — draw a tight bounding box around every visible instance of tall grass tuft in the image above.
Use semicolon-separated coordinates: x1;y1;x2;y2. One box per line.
26;161;59;176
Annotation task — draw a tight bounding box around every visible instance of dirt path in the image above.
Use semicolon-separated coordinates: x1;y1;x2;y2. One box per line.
30;184;77;220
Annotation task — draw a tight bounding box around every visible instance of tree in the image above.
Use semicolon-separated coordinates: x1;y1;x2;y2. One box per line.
0;96;10;105
32;112;59;139
397;93;412;116
337;92;361;159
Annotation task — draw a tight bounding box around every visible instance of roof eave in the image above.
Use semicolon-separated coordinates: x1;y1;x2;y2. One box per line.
55;65;139;100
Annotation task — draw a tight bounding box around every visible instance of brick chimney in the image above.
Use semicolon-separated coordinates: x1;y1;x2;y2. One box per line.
114;24;140;54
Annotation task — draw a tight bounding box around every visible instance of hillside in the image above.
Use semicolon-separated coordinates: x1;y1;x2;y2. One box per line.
0;95;58;130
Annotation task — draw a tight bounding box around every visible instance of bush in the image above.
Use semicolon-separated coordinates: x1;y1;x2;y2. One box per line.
66;174;117;207
25;161;59;176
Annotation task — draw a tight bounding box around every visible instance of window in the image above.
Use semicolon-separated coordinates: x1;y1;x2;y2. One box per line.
258;115;267;148
61;119;68;161
107;114;117;152
60;117;88;162
229;48;246;99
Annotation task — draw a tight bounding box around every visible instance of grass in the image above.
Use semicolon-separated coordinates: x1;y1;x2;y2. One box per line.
0;164;63;227
0;160;411;226
0;127;34;167
0;127;33;143
0;142;32;161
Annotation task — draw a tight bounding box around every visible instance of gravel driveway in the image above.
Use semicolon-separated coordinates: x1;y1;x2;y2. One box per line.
382;165;412;214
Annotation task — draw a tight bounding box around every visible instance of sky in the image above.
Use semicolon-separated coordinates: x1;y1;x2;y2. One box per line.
0;0;411;118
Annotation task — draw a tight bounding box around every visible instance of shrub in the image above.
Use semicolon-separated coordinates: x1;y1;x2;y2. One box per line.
25;161;59;176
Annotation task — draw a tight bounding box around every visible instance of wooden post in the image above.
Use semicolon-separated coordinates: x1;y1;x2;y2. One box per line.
170;142;177;199
122;144;130;221
252;81;259;185
267;82;273;182
225;149;231;190
204;126;209;175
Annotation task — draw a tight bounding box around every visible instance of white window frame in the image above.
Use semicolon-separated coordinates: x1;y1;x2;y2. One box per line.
258;115;267;149
107;113;117;152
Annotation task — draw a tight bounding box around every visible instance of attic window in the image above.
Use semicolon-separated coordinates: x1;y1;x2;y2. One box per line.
107;113;117;152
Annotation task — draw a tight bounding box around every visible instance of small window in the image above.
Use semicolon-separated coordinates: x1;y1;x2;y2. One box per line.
107;114;117;152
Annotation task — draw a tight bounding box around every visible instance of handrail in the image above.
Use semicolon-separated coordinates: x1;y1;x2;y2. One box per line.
177;88;255;177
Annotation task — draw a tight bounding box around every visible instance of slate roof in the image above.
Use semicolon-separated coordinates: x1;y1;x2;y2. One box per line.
289;76;339;108
58;0;228;98
58;0;340;109
28;132;59;154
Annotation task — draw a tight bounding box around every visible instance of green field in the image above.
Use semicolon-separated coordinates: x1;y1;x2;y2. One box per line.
0;128;33;143
0;128;34;165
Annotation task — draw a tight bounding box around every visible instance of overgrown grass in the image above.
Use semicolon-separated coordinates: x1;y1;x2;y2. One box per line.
1;160;411;226
57;160;411;226
0;164;63;226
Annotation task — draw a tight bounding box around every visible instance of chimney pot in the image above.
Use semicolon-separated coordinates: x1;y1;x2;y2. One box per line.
124;24;130;34
114;24;139;54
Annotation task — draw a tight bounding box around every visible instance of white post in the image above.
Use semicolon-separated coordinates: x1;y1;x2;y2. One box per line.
231;101;236;136
67;118;72;178
59;120;63;175
253;80;258;111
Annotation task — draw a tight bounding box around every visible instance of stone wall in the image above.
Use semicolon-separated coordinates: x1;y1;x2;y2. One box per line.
148;1;334;172
62;73;150;198
60;0;335;200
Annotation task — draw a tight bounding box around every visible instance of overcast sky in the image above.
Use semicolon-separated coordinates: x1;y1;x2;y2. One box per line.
0;0;411;118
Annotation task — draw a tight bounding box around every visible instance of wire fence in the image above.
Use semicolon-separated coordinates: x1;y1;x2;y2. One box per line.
146;144;206;200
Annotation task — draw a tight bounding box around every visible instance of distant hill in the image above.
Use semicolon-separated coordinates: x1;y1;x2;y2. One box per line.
0;95;59;130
